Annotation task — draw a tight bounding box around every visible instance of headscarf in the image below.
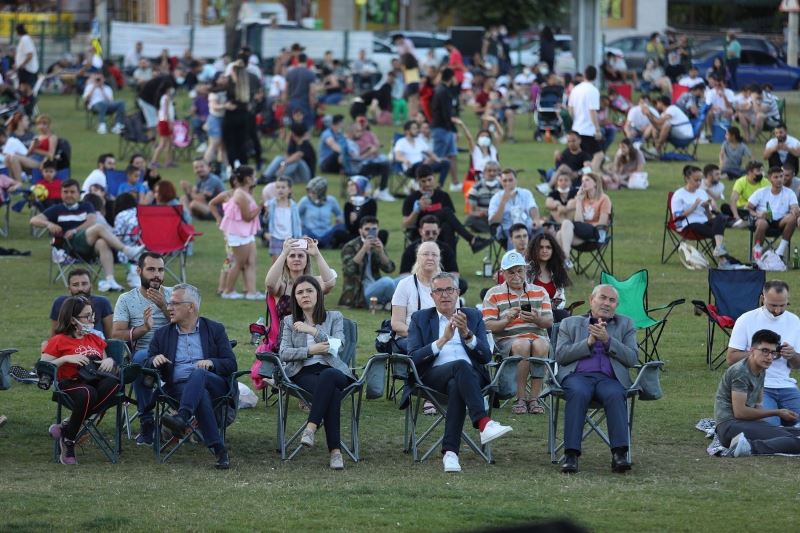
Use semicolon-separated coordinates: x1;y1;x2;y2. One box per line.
349;175;370;196
306;176;328;206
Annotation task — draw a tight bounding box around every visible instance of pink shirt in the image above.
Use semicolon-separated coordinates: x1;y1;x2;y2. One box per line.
220;194;261;237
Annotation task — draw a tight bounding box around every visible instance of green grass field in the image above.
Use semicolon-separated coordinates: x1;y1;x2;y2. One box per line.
1;91;799;532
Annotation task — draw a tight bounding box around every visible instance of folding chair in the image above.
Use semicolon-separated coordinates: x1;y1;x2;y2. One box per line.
136;205;202;284
535;357;664;465
0;348;17;390
661;191;717;266
35;339;140;464
104;169;130;198
661;104;709;161
118;112;155;161
0;189;9;238
692;269;765;370
600;270;685;363
389;132;413;198
570;213;613;279
255;317;364;461
49;237;102;287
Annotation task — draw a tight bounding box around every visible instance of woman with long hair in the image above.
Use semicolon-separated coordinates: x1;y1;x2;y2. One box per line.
6;111;33;144
556;172;612;269
279;275;354;469
205;74;228;165
606;137;645;189
526;233;573;323
719;125;751;179
222;61;252;168
40;296;119;465
391;241;440;354
5;114;58;182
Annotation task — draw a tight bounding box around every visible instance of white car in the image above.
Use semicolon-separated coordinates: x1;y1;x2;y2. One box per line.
370;34;449;76
511;34;576;75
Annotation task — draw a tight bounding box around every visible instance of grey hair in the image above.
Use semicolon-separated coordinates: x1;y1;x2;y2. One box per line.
591;284;618;299
484;160;501;170
173;283;202;311
431;272;458;287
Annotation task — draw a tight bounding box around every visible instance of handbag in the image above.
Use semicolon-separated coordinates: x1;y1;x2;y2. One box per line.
77;358;118;384
628;171;649;190
678;242;709;270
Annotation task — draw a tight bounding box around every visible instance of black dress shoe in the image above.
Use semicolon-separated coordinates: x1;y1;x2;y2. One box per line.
215;447;230;470
561;454;579;474
162;413;189;436
611;451;632;473
470;236;492;253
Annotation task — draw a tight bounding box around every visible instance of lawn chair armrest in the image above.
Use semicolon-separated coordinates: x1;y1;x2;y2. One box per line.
629;361;665;400
528;357;563;396
255;351;291;383
647;298;685;313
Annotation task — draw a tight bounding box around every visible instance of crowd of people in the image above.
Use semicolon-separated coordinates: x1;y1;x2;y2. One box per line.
2;24;800;475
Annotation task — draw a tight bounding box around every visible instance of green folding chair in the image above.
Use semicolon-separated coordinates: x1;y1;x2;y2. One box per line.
600;270;685;363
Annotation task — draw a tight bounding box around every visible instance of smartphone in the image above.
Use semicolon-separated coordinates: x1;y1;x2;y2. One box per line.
367;227;378;239
520;303;532;312
291;239;308;250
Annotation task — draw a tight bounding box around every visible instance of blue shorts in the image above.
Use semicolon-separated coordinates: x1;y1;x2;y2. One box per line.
431;127;457;158
206;115;223;138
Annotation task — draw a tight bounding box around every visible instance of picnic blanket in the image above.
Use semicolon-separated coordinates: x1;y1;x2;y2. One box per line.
696;417;800;457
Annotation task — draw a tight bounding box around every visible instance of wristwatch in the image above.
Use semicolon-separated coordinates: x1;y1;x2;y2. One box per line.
463;331;474;343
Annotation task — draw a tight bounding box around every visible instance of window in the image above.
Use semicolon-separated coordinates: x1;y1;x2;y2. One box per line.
742;51;776;66
603;0;635;29
373;41;392;54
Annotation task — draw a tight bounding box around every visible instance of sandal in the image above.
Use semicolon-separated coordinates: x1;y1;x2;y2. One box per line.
527;399;545;415
423;400;437;416
511;399;527;415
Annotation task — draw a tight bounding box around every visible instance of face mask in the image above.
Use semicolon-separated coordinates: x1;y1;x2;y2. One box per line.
351;195;365;207
74;319;93;334
477;136;492;148
557;186;572;193
754;173;764;182
175;77;185;85
539;66;549;76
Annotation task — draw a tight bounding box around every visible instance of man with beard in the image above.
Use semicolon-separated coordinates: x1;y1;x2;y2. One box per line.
111;252;172;445
49;268;114;338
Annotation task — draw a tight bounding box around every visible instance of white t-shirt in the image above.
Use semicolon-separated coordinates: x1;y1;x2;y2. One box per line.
765;135;800;165
82;83;114;108
272;206;292;240
664;105;693;139
2;136;28;157
513;72;536;86
488;187;538;232
705;87;735;111
82;169;107;194
393;136;430;169
626;105;657;131
391;275;435;327
15;34;38;74
471;145;498;173
568;81;600;136
747;186;798;219
728;306;800;389
701;179;725;201
671;187;710;229
267;75;286;99
678;75;704;88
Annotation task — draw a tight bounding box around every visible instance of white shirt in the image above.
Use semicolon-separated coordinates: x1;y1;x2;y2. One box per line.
430;311;477;366
568;80;600;136
15;34;38;74
664;105;693;138
2;136;27;157
470;145;498;173
391;275;435;327
513;72;536;86
747;186;798;219
678;75;704;88
701;179;725;201
671;187;710;229
626;105;657;131
82;169;107;194
82;83;114;108
705;87;735;110
488;187;538;231
394;136;431;169
765;135;800;165
728;306;800;389
123;48;141;70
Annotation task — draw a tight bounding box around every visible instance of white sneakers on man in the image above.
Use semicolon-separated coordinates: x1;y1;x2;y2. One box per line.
375;189;396;202
97;123;108;135
111;123;124;135
443;451;461;472
480;420;513;445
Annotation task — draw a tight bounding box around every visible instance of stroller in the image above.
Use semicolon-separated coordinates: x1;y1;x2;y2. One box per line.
533;85;564;141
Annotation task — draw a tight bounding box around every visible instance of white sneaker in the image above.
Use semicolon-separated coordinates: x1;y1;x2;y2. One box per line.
479;420;512;445
244;292;265;301
443;450;461;472
713;244;728;257
111;123;124;135
375;189;396;202
449;182;463;192
96;123;108;135
107;279;124;291
221;291;244;300
565;259;574;270
730;432;752;457
97;279;112;292
731;218;746;229
123;244;145;260
127;270;141;288
195;142;208;153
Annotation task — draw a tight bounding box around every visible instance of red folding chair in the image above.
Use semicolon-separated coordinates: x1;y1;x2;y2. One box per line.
136;205;202;283
671;83;689;104
660;191;717;266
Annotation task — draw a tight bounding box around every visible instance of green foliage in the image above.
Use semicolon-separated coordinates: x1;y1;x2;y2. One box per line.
423;0;563;32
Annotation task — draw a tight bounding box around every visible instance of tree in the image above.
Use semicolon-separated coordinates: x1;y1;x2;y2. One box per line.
424;0;563;32
225;0;243;56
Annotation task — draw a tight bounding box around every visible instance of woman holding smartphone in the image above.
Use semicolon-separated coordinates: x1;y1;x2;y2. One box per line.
555;172;612;270
526;233;573;323
279;275;354;469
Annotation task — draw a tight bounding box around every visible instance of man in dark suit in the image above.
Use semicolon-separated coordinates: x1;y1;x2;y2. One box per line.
407;272;512;473
146;283;237;469
555;284;639;474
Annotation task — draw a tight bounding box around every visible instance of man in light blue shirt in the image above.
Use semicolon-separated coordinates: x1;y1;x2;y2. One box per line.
488;168;541;247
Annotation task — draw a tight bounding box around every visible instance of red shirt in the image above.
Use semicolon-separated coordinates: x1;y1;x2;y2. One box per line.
43;333;107;381
448;48;465;83
40;178;62;200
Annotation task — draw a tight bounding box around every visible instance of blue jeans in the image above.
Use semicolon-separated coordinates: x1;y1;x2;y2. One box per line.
303;223;347;249
363;276;396;306
263;155;311;183
132;349;154;424
431;127;457;158
91;100;126;126
761;387;800;426
166;368;229;447
422;360;488;454
562;372;629;453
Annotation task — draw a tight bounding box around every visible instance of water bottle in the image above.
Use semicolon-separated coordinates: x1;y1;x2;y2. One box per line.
766;202;773;222
251;316;265;345
794;247;799;270
482;256;493;277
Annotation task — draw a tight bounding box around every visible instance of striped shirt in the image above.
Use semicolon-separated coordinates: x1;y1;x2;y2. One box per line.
482;282;552;342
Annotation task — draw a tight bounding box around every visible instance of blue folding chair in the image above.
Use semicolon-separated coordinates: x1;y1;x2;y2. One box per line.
660;104;710;161
692;269;765;370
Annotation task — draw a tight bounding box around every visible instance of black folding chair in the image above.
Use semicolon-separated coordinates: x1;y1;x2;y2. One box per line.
570;213;614;279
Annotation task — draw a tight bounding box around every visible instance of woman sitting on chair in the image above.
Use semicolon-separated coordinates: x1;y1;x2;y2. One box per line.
526;233;573;323
40;296;119;465
391;241;440;354
556;172;612;270
671;164;730;259
279;275;354;470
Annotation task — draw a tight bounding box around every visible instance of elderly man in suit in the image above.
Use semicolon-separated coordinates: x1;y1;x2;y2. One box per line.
407;272;513;473
146;283;237;469
555;284;638;474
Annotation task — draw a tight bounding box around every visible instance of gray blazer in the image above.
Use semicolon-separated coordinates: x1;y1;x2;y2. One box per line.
279;310;354;379
554;314;639;388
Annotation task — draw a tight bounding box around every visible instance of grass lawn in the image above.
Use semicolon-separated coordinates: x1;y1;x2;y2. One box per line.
1;90;799;532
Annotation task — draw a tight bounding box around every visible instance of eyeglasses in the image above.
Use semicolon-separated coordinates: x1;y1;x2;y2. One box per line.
432;287;458;296
77;313;95;321
166;301;193;308
755;348;781;358
505;268;526;277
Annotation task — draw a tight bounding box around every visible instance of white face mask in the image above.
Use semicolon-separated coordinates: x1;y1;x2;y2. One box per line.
351;195;365;207
539;66;549;76
557;186;572;193
477;136;492;148
74;319;93;334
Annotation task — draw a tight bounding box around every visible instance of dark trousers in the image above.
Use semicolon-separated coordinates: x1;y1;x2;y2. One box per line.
358;160;391;190
223;108;251;167
319;153;341;174
562;372;628;454
431;207;475;253
59;376;120;440
292;364;352;451
422;360;488;454
406;160;450;187
717;419;800;454
685;215;728;238
166;368;229;448
247;111;263;169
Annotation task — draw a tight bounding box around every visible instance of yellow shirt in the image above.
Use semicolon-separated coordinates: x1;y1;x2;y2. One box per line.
732;176;768;208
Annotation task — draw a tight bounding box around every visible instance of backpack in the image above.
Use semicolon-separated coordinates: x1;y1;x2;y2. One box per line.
756;250;787;272
678;242;709;270
54;138;71;170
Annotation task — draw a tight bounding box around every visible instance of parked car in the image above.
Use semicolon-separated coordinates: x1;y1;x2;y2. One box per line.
693;48;800;90
605;34;650;73
695;35;783;61
510;34;575;75
370;33;448;76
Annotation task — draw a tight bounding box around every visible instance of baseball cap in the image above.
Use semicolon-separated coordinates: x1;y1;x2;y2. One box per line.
500;250;527;271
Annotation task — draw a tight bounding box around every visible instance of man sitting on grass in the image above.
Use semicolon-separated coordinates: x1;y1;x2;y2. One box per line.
715;329;800;457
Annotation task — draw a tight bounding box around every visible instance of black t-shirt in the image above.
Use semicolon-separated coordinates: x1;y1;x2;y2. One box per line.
431;84;455;131
400;239;458;274
547;187;578;207
138;75;174;106
288;137;317;173
343;198;377;237
559;149;592;172
401;189;455;232
43;202;96;232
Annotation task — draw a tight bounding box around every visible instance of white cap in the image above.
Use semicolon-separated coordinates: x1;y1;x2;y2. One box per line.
500;250;527;271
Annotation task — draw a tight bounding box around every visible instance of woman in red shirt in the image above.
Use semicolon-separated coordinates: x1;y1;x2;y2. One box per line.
41;296;118;465
526;233;573;323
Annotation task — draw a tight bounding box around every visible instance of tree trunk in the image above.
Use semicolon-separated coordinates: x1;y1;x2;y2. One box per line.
225;0;243;56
